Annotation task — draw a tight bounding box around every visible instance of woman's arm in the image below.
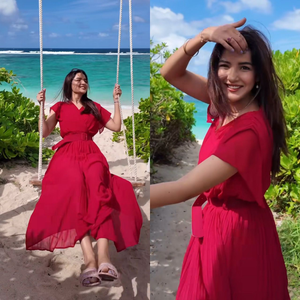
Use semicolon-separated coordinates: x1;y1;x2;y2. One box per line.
160;18;248;104
37;89;58;138
105;84;122;132
160;36;210;104
150;155;237;209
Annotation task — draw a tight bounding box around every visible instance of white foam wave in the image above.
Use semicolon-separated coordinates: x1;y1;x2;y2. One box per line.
30;51;75;55
0;50;149;56
103;52;149;56
0;50;24;54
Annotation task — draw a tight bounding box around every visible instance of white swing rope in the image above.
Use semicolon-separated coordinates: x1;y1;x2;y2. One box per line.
116;0;131;177
38;0;43;181
37;0;138;182
117;0;137;181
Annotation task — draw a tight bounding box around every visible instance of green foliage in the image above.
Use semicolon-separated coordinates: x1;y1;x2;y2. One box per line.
265;49;300;215
0;68;15;85
113;40;195;163
0;68;54;165
277;217;300;298
149;40;196;162
113;97;150;162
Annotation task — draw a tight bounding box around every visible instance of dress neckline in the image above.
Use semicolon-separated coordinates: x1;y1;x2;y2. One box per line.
70;101;84;111
218;107;262;129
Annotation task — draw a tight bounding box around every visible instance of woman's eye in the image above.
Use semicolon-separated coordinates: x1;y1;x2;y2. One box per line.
241;66;250;70
219;64;229;68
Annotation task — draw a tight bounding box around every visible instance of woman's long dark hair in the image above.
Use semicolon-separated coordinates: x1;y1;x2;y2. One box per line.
61;68;101;122
207;26;287;179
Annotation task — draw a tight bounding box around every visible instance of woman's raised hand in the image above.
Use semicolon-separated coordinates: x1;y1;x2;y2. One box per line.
37;89;46;104
113;84;122;100
200;18;248;53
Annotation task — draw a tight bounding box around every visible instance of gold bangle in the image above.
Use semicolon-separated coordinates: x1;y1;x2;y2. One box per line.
183;39;199;57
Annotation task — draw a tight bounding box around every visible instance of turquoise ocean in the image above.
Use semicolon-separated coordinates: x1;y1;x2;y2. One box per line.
184;95;211;141
0;48;149;110
0;48;209;140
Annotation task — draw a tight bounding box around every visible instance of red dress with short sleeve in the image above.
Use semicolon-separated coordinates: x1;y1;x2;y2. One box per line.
26;101;142;252
176;107;290;300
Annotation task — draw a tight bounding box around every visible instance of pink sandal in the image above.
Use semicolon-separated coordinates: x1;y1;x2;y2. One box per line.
98;263;119;281
80;268;101;287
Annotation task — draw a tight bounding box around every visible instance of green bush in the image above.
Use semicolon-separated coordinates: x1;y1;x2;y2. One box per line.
265;49;300;215
0;67;54;166
113;97;150;162
150;41;196;162
277;217;300;297
113;41;195;164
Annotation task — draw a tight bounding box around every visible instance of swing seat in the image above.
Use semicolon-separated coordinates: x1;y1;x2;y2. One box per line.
29;176;43;187
30;176;145;188
123;177;146;188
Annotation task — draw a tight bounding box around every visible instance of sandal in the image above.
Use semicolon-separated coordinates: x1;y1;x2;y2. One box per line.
80;268;101;287
98;263;119;281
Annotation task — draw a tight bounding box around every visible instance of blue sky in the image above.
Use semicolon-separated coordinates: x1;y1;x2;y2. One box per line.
150;0;300;76
0;0;150;48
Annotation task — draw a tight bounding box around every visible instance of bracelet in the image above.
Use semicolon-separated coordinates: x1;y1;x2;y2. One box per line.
114;101;120;103
183;39;199;57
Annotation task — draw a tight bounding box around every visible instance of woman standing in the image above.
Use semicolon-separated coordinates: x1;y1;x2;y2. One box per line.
26;68;142;287
151;18;290;299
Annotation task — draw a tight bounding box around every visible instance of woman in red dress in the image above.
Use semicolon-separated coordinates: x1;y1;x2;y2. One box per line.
26;68;143;287
151;18;290;299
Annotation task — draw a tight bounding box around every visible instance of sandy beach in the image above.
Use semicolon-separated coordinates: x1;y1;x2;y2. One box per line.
0;108;150;300
150;141;201;300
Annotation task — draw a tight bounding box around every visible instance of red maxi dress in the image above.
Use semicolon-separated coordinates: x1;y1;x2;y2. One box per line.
26;101;143;252
176;107;290;300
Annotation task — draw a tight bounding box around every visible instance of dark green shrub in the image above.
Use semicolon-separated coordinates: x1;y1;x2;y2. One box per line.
150;41;196;162
277;217;300;297
0;67;54;165
265;49;300;215
113;97;150;162
113;41;196;164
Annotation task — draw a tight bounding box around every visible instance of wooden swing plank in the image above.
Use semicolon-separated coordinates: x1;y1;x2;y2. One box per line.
127;180;146;188
29;176;43;187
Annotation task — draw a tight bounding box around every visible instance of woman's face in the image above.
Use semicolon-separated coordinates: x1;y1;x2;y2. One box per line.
218;49;256;107
71;72;88;95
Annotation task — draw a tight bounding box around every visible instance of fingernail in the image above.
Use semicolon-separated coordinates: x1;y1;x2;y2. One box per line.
241;50;244;54
231;49;234;52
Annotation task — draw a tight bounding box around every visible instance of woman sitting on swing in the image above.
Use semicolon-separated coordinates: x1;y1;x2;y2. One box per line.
26;68;143;287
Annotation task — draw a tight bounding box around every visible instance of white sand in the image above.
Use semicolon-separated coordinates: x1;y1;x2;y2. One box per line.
150;141;202;300
0;109;150;300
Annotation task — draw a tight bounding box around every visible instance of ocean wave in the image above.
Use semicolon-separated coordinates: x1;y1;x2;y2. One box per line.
0;50;24;54
30;51;75;55
103;52;149;56
0;50;149;56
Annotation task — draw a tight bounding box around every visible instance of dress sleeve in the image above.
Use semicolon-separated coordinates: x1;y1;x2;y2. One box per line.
50;102;62;121
94;102;112;133
99;105;112;126
212;125;265;207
